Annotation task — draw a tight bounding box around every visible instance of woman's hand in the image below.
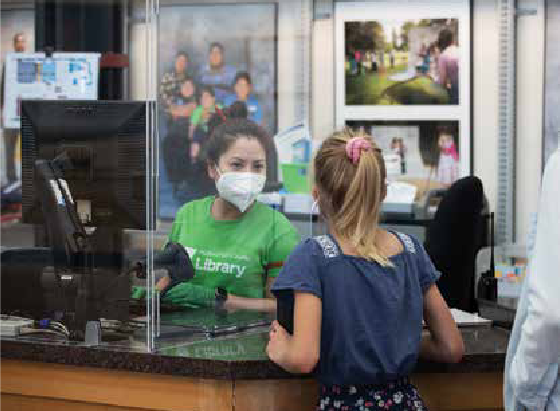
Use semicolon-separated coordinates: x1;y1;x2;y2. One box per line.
266;320;291;367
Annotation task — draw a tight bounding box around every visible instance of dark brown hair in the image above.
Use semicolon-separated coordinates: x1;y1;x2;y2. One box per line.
204;118;270;167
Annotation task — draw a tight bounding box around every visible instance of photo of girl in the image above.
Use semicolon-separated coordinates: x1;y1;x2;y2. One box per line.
436;128;459;186
391;137;407;174
346;120;462;188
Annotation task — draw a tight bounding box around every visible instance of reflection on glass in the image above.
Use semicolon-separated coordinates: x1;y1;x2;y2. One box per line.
134;119;300;324
1;0;153;348
1;0;312;354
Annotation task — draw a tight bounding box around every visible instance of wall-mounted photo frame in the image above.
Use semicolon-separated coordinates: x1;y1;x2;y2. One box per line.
336;0;472;177
544;0;560;167
347;120;463;188
157;2;278;219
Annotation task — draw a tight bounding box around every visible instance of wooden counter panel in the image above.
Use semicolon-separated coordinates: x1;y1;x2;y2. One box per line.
1;360;232;411
235;379;319;411
234;373;503;411
1;393;147;411
1;360;504;411
412;373;503;411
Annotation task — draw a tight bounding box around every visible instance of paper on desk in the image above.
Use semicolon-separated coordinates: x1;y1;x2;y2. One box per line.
450;309;492;326
284;193;314;214
385;182;417;204
423;309;491;328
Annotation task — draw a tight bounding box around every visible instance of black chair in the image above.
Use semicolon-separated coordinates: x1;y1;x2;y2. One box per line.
424;176;485;312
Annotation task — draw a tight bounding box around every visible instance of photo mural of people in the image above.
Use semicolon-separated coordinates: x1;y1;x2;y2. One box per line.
157;3;277;219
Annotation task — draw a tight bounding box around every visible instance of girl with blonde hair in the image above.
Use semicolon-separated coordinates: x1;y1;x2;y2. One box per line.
267;129;463;410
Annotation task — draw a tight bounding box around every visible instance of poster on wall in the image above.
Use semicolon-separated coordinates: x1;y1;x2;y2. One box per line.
336;0;471;181
2;53;100;129
347;120;461;189
544;0;560;166
157;2;278;219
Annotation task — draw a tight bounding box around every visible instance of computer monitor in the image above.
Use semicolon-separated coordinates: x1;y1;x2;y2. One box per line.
21;100;149;230
20;100;150;339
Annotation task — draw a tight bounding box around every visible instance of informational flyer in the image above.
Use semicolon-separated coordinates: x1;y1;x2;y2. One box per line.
2;52;100;129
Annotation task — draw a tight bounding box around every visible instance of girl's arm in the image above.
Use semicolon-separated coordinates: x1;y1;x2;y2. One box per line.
267;291;321;374
420;284;464;363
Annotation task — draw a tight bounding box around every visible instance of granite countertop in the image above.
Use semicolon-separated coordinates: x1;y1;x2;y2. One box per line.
1;325;509;380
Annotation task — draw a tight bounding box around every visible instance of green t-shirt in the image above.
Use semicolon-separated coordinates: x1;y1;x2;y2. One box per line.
161;196;299;306
190;104;223;131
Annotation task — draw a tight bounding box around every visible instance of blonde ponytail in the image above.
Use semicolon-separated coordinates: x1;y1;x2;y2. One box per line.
314;128;391;266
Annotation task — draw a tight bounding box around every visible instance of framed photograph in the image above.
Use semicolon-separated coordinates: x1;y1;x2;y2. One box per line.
157;2;278;219
336;0;472;174
544;0;560;167
335;0;472;176
344;19;459;106
347;120;463;188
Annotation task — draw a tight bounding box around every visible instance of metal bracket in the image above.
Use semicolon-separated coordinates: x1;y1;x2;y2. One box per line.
516;7;538;16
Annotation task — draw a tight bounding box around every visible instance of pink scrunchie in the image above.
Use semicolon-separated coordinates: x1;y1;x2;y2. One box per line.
345;137;372;165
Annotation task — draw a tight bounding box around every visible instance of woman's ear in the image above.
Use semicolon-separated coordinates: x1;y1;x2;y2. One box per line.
311;186;320;202
381;181;388;202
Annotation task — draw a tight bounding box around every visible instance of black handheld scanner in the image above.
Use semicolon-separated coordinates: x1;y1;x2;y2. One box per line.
131;242;195;290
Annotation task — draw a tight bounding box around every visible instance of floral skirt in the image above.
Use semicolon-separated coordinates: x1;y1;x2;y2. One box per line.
318;377;427;411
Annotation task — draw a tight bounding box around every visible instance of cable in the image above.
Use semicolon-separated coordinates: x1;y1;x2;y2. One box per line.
19;328;69;339
51;321;69;335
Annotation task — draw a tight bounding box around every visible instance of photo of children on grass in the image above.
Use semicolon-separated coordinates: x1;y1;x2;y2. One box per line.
345;19;459;105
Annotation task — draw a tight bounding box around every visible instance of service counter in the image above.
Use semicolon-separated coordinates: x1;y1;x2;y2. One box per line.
1;319;509;411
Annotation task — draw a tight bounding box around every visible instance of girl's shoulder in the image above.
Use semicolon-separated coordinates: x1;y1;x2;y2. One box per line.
311;235;341;259
286;236;333;264
388;230;420;256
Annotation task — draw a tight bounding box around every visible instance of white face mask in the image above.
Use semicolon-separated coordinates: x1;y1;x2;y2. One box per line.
216;171;266;212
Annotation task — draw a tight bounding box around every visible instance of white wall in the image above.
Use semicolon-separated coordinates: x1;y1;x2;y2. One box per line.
475;0;545;243
312;19;335;141
472;0;499;219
